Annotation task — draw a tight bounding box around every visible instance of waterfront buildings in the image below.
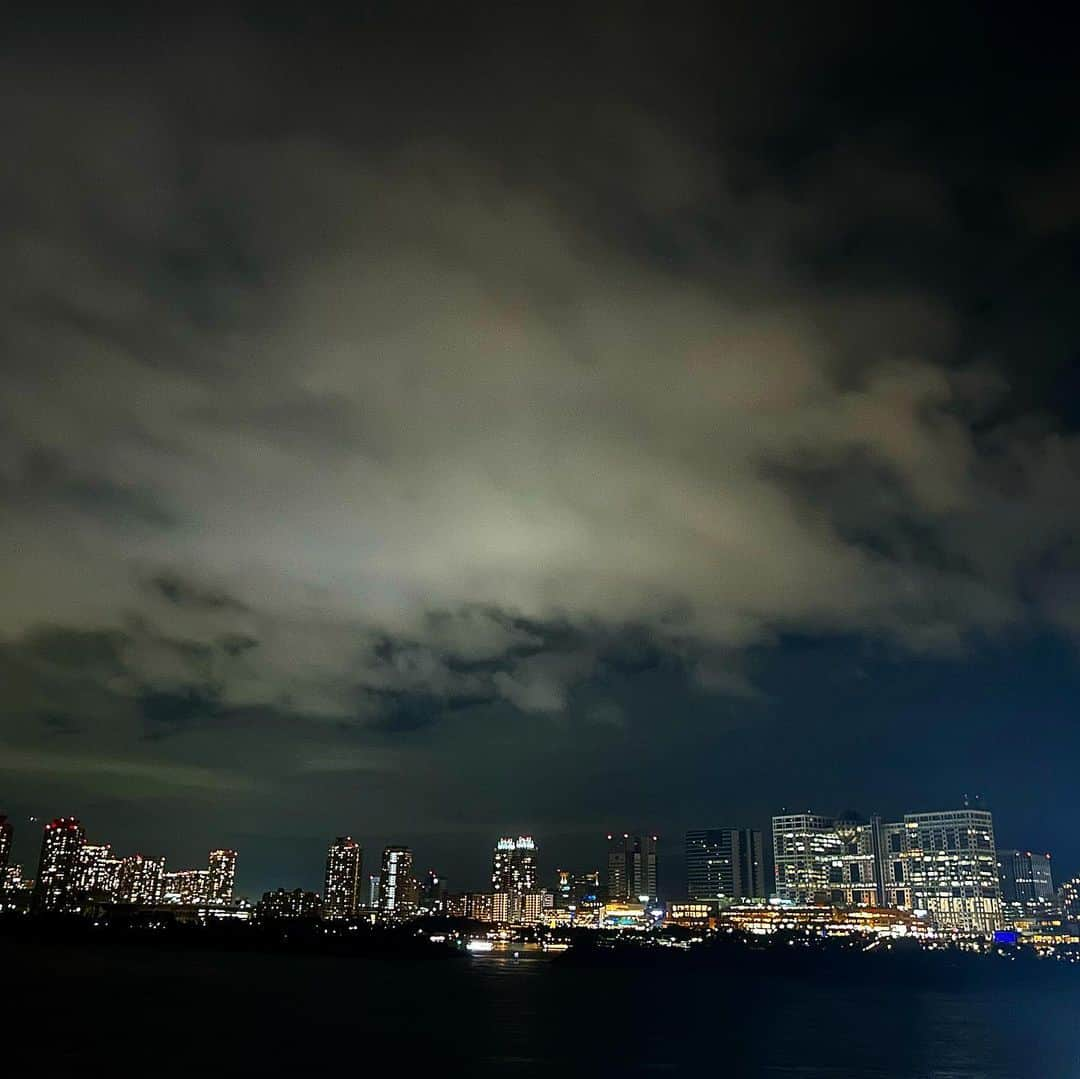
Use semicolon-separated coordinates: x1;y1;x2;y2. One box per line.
606;833;658;901
378;846;416;918
0;816;11;871
258;888;321;921
208;849;238;903
323;837;363;920
33;817;86;912
117;854;165;905
78;844;122;901
162;869;210;905
685;828;764;903
1061;876;1080;921
901;810;1002;934
997;850;1055;920
492;836;538;921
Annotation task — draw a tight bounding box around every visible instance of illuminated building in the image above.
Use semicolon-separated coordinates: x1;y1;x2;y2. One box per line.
466;893;495;922
667;902;716;928
772;813;890;907
258;888;321;921
323;837;363;920
902;809;1002;934
492;891;511;923
876;819;910;908
606;834;657;901
686;829;764;903
0;816;11;871
369;874;381;908
162;869;210;905
997;850;1055;921
78;844;122;901
601;900;663;930
492;836;538;921
33;817;86;912
417;869;445;913
117;854;165;905
378;846;416;918
556;869;601;907
520;891;553;924
1061;876;1080;921
207;849;237;903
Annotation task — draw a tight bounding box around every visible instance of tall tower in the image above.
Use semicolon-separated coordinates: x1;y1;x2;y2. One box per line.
492;836;538;921
606;834;658;902
323;837;363;920
685;828;764;903
207;849;238;904
0;816;12;872
117;854;165;905
33;817;86;912
378;846;415;918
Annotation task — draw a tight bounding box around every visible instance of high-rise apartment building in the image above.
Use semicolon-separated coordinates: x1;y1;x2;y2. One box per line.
0;816;12;871
34;817;86;912
78;844;122;902
323;837;363;920
902;809;1002;933
378;846;415;918
685;829;764;903
492;836;539;921
258;888;322;921
606;834;658;902
162;869;210;905
997;850;1054;920
207;849;237;904
556;869;601;907
1061;876;1080;921
117;854;165;905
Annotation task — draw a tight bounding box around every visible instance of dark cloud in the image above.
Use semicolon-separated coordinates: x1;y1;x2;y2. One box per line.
1;6;1079;887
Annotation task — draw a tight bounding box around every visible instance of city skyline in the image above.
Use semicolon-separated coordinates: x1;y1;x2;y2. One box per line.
2;7;1080;909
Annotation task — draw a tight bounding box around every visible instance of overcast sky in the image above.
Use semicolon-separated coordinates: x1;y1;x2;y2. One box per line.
2;6;1079;894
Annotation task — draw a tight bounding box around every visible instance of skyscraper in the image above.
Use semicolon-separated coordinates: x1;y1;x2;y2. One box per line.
997;850;1055;920
207;849;238;904
903;809;1002;933
33;817;86;912
606;834;658;902
685;829;764;903
323;837;363;920
162;869;211;905
378;846;415;918
492;836;538;921
0;816;12;871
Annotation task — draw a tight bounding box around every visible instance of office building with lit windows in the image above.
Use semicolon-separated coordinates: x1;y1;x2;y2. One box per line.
606;834;657;902
686;828;764;903
323;837;363;920
997;850;1054;920
1061;876;1080;921
902;809;1002;934
378;846;416;918
208;849;238;903
34;817;86;912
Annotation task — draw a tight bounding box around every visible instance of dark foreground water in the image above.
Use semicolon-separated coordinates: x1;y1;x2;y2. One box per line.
6;941;1080;1077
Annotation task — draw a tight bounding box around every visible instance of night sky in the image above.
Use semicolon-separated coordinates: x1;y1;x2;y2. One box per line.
2;5;1079;897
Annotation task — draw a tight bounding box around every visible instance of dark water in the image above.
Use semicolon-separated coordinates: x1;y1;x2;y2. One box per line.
6;942;1080;1076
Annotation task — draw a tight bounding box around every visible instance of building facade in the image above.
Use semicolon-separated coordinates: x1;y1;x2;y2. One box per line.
117;854;165;905
34;817;86;912
208;849;238;904
323;837;364;920
258;888;322;921
686;828;764;903
997;850;1054;920
902;810;1002;934
492;836;539;921
378;846;416;918
606;834;658;902
0;816;11;872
